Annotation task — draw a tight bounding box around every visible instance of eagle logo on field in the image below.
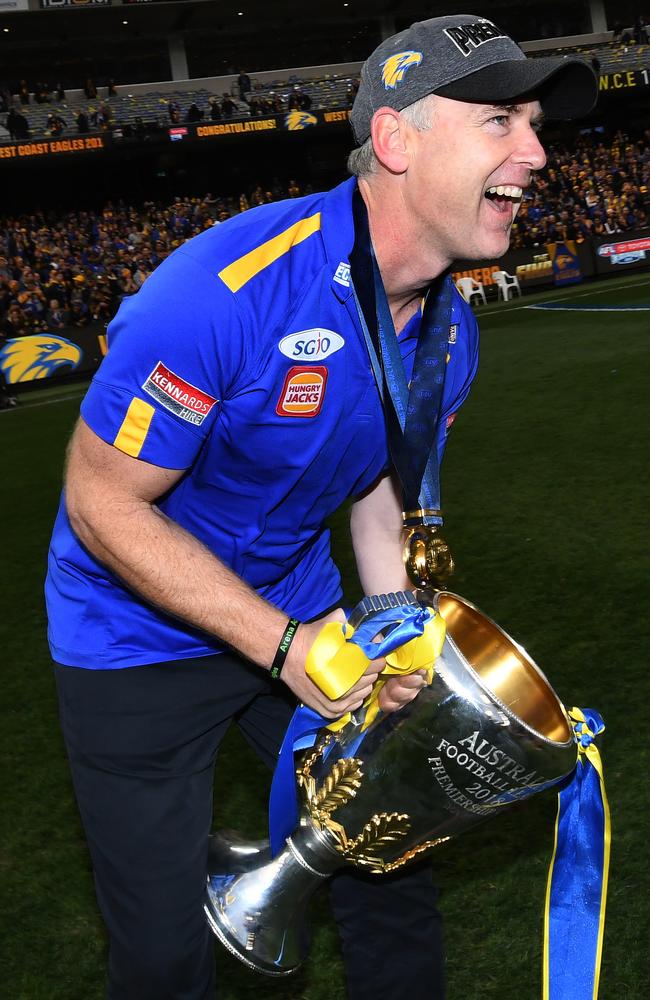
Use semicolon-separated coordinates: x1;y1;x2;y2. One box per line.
285;111;317;131
0;334;82;384
381;51;423;89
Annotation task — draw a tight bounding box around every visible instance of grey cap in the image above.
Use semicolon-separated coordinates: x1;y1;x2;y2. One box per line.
351;14;598;145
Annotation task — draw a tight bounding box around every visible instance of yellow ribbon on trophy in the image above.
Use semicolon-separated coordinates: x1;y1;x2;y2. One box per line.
305;611;446;732
543;706;610;1000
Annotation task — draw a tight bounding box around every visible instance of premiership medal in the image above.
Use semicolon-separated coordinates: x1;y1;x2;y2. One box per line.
403;522;454;589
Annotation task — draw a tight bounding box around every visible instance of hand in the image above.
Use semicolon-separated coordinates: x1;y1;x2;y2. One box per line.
378;669;429;714
280;610;385;719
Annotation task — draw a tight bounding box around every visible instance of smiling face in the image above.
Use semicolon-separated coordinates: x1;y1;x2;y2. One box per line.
402;95;546;267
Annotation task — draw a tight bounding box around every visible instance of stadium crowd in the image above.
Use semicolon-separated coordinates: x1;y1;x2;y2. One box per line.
510;128;650;247
2;129;650;341
0;180;309;340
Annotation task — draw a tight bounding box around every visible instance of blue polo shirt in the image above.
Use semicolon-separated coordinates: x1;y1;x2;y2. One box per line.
45;178;479;668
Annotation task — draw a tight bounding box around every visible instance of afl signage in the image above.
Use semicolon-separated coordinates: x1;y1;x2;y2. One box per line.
40;1;112;8
278;329;344;361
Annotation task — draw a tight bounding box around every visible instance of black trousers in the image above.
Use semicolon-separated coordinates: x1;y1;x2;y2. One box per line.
55;653;444;1000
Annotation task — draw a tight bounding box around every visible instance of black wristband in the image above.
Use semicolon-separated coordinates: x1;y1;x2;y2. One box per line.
270;617;301;680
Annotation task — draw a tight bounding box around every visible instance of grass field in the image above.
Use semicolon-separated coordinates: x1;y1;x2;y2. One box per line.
1;271;649;999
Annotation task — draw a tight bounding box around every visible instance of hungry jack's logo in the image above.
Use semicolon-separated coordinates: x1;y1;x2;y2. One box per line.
380;51;423;89
276;366;328;417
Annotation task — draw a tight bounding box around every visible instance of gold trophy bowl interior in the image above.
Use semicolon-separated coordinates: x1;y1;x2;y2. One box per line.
435;593;572;745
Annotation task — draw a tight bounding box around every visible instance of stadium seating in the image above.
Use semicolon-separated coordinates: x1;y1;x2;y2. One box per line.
4;76;353;140
492;271;522;301
455;278;487;306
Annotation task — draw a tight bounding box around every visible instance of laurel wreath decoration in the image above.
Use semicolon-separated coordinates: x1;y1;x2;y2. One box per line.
312;758;364;816
296;737;448;873
344;811;411;857
378;836;451;872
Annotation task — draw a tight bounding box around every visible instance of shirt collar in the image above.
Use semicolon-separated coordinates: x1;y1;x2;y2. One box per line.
319;176;358;303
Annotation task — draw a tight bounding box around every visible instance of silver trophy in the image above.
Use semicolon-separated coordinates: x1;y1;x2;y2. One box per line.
206;590;578;975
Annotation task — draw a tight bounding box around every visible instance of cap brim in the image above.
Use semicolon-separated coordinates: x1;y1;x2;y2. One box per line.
434;57;598;120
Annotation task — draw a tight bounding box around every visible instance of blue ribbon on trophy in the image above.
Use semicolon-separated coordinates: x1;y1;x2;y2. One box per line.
543;707;610;1000
268;599;440;857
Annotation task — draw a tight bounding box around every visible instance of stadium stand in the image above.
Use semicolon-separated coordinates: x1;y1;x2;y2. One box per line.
2;11;650;336
1;74;355;141
2;126;649;336
3;30;650;143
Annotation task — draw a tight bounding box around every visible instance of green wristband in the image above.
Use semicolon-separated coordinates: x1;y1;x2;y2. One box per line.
270;618;301;680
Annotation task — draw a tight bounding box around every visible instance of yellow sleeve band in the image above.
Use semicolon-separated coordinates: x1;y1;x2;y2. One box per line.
113;397;155;458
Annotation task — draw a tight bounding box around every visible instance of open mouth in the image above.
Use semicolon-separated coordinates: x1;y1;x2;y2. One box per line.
484;185;523;215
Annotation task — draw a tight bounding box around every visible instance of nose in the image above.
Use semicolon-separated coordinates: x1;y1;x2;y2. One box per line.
514;124;547;171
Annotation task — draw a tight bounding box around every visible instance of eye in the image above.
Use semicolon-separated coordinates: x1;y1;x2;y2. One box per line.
489;114;510;128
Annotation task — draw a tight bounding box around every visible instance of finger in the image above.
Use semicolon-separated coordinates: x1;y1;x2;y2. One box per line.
339;684;374;712
390;671;428;689
392;674;427;690
346;676;376;695
362;657;385;677
312;685;370;718
378;679;425;712
379;688;417;712
378;689;400;712
348;668;382;694
315;704;341;719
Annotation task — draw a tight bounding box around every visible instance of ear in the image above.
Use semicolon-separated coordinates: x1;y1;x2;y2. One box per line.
370;107;410;174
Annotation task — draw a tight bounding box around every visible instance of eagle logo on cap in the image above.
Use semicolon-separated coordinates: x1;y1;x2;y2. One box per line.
380;51;423;89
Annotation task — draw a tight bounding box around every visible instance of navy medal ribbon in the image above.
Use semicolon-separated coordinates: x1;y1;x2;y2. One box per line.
348;186;453;528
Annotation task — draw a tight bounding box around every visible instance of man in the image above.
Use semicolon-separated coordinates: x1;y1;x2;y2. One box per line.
46;14;596;1000
45;298;69;330
237;69;252;102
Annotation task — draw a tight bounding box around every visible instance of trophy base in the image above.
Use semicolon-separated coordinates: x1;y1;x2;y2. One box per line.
205;824;341;976
204;890;297;976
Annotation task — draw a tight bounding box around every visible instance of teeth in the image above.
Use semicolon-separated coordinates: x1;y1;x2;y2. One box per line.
486;185;523;198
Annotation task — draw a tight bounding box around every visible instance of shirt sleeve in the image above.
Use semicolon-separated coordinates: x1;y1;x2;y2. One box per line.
81;248;247;469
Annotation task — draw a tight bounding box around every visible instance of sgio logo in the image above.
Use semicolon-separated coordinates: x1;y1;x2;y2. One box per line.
278;329;344;361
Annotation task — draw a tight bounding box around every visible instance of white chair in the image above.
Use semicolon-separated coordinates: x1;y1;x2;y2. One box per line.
455;277;486;306
492;270;521;301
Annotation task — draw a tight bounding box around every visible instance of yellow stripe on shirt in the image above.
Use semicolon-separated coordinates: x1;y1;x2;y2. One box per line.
113;397;155;458
218;212;321;292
